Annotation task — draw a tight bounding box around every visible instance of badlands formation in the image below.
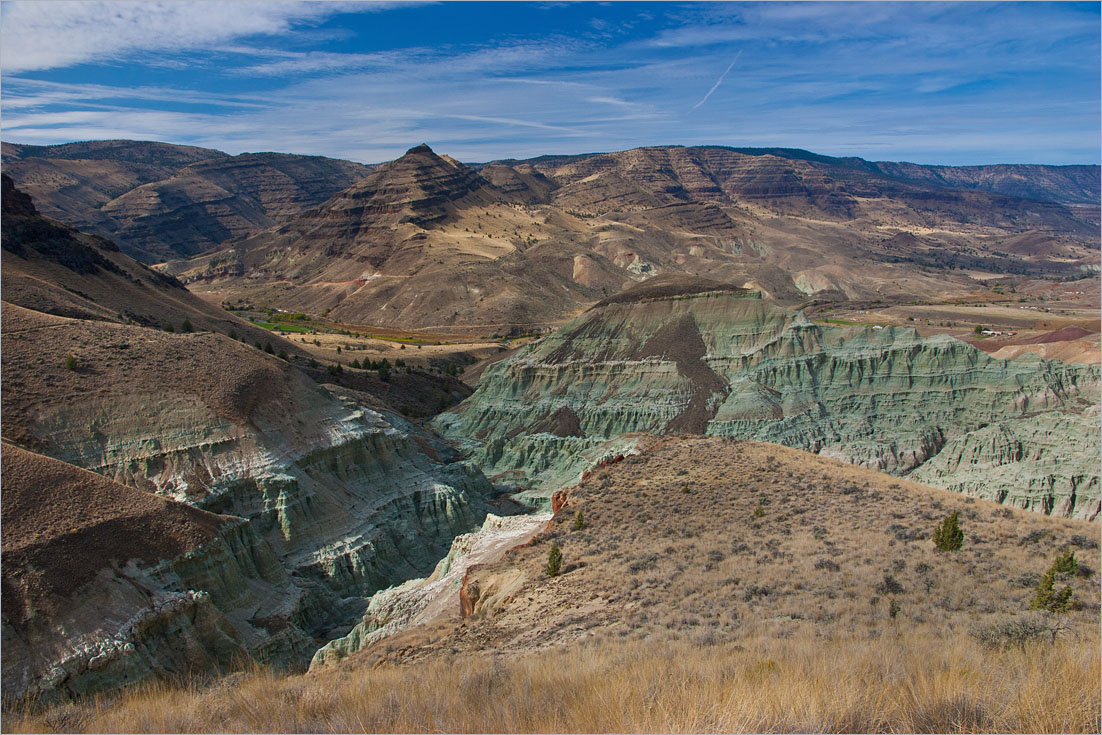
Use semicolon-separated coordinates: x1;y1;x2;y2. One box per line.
2;176;496;700
437;276;1099;518
8;140;1098;331
0;138;1099;716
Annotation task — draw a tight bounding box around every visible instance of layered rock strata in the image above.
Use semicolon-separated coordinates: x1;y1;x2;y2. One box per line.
310;511;551;668
1;180;495;700
435;277;1099;518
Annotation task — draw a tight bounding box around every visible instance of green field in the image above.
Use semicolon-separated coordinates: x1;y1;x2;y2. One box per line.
252;320;313;333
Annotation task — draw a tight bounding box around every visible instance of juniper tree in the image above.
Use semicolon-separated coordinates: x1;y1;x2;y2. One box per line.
545;543;563;577
933;511;963;552
1030;568;1073;613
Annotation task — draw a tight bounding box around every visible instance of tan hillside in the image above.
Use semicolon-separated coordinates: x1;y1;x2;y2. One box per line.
163;143;1098;334
11;437;1098;733
360;437;1100;662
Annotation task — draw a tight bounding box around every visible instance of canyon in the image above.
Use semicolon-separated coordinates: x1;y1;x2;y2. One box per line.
1;138;1098;708
1;176;497;700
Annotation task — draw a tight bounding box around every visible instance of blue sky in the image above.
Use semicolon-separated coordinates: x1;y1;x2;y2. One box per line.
2;1;1099;165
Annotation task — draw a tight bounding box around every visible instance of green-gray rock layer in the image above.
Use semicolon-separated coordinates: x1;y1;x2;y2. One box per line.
436;288;1099;518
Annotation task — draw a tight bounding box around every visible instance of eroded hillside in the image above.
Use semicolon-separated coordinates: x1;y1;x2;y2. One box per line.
436;276;1100;517
0;179;498;701
14;438;1097;733
159;143;1099;332
3;141;373;262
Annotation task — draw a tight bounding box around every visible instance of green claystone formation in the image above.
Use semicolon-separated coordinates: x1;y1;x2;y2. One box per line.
436;288;1099;519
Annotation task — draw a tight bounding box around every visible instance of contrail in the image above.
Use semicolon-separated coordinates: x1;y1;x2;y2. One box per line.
692;51;742;110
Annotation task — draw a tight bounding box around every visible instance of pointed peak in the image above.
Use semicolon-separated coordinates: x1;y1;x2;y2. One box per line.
404;143;436;157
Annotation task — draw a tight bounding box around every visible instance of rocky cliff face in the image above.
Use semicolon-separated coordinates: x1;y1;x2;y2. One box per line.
2;141;373;262
1;180;496;701
1;315;494;699
435;277;1099;518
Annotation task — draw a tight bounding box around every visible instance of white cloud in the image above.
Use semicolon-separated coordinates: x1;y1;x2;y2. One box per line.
0;1;397;72
1;2;1096;165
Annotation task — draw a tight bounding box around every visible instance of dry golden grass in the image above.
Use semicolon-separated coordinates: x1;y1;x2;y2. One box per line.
5;438;1098;733
5;628;1098;733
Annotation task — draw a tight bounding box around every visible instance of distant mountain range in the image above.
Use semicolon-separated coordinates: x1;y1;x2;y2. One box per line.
2;140;373;262
4;139;1098;330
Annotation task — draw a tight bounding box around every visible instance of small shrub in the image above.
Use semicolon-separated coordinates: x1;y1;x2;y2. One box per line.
752;504;765;519
181;318;193;333
971;613;1063;649
571;511;586;532
1030;569;1073;613
545;543;563;577
229;330;238;341
628;553;658;574
1009;572;1041;589
264;342;274;354
308;358;318;368
743;584;771;602
1069;534;1099;550
64;354;77;371
1052;549;1078;576
888;523;925;542
888;597;901;619
877;574;905;595
814;558;840;572
1018;529;1048;546
933;511;963;552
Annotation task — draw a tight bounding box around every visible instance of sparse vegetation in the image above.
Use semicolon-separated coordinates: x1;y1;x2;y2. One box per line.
4;438;1100;733
1030;560;1075;613
933;510;963;551
545;543;562;577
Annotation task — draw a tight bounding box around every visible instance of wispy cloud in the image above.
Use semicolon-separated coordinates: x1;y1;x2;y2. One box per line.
1;2;1097;164
0;1;401;73
691;51;741;110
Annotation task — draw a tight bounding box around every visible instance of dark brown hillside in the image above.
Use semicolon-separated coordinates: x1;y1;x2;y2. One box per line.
1;174;299;350
1;443;228;625
2;140;374;262
97;152;374;261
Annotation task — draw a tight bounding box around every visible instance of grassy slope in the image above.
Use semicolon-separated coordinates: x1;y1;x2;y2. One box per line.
7;437;1099;733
